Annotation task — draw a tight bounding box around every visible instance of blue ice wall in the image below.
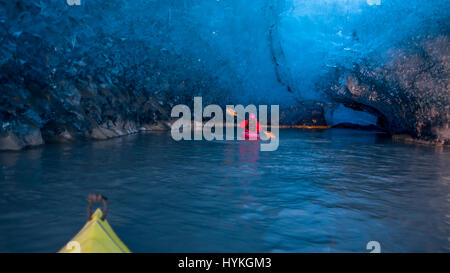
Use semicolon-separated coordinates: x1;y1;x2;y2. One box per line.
2;0;447;105
274;0;449;99
0;0;449;149
125;0;447;104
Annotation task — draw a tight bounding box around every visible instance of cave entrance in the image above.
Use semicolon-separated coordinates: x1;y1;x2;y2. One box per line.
325;102;389;132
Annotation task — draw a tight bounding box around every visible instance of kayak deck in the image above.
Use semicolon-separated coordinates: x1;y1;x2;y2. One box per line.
59;208;131;253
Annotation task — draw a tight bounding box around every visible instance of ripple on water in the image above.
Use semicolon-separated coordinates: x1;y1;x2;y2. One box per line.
0;129;449;252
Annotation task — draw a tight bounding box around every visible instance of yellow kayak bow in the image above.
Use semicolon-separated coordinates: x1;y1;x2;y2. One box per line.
59;194;131;253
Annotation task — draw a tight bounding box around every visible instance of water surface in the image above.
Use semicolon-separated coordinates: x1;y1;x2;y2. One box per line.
0;129;449;252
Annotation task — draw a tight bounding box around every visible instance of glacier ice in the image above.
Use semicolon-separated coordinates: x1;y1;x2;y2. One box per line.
0;0;449;150
325;104;378;127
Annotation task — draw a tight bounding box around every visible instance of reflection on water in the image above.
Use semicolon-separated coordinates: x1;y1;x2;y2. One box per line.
0;129;449;252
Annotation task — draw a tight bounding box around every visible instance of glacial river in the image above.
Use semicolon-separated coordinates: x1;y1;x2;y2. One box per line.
0;129;449;252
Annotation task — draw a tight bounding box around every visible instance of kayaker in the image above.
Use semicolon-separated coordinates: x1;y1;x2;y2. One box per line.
240;113;261;139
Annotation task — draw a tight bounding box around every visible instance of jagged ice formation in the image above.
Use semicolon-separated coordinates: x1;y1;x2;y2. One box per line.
0;0;449;150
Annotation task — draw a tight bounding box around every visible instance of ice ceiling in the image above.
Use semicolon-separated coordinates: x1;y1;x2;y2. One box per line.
0;0;449;151
3;0;448;104
106;0;445;105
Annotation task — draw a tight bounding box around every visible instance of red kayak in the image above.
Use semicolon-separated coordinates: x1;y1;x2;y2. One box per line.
243;131;260;140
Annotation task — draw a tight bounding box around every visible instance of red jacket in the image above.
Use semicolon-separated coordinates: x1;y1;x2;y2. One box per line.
240;119;261;133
